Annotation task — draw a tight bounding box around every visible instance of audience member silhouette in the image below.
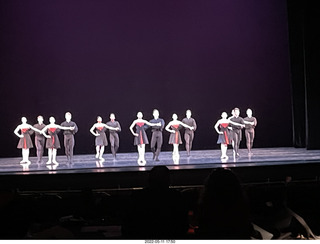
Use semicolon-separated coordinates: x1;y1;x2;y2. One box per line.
197;168;255;239
122;166;188;239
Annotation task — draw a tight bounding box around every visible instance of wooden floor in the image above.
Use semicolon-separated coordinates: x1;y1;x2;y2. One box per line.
1;147;320;191
0;147;320;175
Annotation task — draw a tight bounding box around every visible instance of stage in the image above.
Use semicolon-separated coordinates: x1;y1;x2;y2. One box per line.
1;147;320;191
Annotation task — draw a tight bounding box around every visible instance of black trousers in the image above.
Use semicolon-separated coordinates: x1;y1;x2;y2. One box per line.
35;135;45;162
151;131;163;157
109;133;120;156
64;134;75;158
184;130;194;154
231;129;242;154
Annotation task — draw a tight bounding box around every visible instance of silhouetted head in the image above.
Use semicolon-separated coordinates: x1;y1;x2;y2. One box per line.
148;166;170;190
97;116;102;122
110;113;115;121
203;168;243;204
172;113;178;120
21;117;27;123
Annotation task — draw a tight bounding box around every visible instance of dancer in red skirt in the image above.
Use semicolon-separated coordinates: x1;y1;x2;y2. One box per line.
165;113;194;164
14;117;43;164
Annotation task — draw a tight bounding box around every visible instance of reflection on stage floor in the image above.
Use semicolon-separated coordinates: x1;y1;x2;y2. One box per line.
1;147;320;176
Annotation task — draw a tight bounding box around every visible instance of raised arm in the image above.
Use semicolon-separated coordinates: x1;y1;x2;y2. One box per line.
129;120;138;137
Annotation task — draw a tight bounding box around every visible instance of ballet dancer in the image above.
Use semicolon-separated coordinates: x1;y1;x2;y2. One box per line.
41;116;75;164
129;112;161;166
244;108;257;155
148;109;165;161
33;115;46;163
14;117;42;164
214;112;245;160
165;113;194;164
90;116;120;161
182;109;197;157
229;108;254;157
106;113;122;159
61;112;78;162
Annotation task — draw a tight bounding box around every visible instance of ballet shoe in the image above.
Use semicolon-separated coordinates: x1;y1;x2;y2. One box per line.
46;161;52;164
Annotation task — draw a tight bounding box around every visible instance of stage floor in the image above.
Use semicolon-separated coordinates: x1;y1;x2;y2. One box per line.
1;147;320;176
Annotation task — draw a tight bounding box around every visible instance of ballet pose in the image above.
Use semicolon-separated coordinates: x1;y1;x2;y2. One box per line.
106;113;122;159
148;109;165;161
41;116;75;164
214;112;245;160
14;117;42;164
244;108;257;155
165;113;194;164
182;109;197;157
33;115;46;163
90;116;119;161
129;112;161;166
61;112;78;162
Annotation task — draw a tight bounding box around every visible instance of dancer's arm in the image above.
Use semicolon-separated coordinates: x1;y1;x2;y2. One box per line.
129;120;139;137
41;126;51;138
144;119;161;127
14;125;24;138
179;121;194;130
228;120;245;128
214;120;223;134
90;124;100;137
103;123;119;131
165;122;175;133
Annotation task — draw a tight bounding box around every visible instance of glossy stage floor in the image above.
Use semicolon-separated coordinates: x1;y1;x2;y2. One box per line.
1;147;320;191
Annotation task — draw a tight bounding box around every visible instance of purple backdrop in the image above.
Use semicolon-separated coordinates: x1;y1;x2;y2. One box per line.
0;0;292;157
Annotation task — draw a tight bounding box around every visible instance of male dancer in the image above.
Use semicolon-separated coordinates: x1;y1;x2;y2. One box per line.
182;109;197;157
106;113;121;159
230;108;250;157
148;109;165;161
244;108;257;155
61;112;78;162
33;115;46;163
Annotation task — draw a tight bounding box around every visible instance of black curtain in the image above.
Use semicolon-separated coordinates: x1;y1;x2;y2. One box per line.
287;0;320;149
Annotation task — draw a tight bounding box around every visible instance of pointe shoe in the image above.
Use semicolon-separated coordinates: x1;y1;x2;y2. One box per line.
46;161;52;164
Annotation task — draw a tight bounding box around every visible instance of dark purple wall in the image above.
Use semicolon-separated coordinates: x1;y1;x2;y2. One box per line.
0;0;292;157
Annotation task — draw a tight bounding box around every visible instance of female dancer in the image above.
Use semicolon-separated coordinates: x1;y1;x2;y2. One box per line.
90;116;120;160
129;112;160;166
14;117;42;164
165;113;194;164
41;116;75;164
214;112;244;160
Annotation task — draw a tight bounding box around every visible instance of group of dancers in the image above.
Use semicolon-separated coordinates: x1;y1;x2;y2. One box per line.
14;108;256;166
